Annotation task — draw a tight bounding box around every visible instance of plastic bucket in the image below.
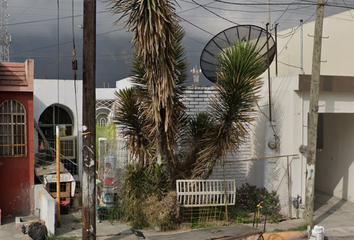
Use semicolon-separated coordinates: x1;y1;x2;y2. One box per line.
311;225;324;240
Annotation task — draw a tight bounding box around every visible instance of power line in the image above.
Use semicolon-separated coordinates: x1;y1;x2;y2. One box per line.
213;1;317;6
9;0;39;23
213;0;354;9
190;0;239;25
178;15;215;36
273;0;297;24
11;27;126;56
8;10;110;27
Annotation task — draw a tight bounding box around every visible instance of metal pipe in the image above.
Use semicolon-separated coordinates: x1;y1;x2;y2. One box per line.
300;19;304;74
56;125;61;227
266;23;272;121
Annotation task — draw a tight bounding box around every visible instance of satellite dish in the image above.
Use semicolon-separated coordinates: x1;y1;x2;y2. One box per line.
200;25;276;83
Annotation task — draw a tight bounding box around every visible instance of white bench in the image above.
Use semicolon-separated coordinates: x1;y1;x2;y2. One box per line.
176;179;236;207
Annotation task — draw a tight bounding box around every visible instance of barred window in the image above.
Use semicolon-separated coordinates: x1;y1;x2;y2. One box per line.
0;100;27;157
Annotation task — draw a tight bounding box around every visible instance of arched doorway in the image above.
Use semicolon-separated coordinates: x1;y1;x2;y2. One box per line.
37;105;77;174
96;108;111;126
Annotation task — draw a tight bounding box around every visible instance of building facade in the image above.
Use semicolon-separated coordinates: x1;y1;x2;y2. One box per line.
0;60;35;216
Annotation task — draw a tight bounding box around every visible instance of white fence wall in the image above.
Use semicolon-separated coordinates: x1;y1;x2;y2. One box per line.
34;184;56;235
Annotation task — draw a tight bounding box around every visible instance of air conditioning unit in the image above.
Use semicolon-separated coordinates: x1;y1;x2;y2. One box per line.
60;136;76;159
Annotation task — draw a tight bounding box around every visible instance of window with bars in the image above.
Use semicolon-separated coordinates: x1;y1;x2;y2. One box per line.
0;100;27;157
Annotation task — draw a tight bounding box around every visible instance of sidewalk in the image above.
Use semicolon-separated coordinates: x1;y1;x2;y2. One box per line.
1;191;353;240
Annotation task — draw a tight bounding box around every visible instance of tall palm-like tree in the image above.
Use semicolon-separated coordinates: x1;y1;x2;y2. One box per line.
114;88;152;169
110;0;181;179
192;41;266;179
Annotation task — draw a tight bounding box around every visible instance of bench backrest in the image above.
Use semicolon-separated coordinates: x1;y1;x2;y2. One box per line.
176;179;236;207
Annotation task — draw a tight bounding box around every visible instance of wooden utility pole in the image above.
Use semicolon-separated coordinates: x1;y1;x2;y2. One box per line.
305;0;325;228
82;0;96;239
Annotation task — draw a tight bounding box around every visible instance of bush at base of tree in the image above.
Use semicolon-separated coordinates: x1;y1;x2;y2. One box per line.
119;163;178;230
144;191;181;231
229;182;281;223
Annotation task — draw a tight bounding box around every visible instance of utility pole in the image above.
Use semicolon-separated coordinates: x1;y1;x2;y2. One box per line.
82;0;96;239
305;0;325;228
0;0;11;62
267;0;271;30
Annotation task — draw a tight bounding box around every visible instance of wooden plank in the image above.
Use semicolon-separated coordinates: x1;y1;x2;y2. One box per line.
176;179;236;207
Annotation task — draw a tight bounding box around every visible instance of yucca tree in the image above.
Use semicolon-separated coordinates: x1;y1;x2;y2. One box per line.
110;0;180;179
114;88;152;169
179;112;216;178
192;41;266;179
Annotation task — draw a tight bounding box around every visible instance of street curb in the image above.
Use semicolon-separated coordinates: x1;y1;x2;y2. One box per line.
263;230;307;239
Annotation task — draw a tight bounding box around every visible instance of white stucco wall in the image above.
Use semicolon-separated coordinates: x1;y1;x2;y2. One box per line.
255;73;354;215
316;113;354;201
252;75;305;216
267;9;354;78
96;88;116;100
301;92;354;202
34;185;56;235
34;79;83;180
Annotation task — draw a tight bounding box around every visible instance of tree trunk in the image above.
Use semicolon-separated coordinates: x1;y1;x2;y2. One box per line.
156;108;172;182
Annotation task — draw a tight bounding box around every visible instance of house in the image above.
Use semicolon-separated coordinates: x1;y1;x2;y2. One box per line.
96;86;116;126
109;7;354;217
0;65;120;216
243;8;354;216
269;8;354;78
34;79;83;182
0;60;35;216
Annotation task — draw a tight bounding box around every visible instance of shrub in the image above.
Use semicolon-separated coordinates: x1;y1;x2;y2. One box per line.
144;191;181;231
120;163;171;229
235;182;281;223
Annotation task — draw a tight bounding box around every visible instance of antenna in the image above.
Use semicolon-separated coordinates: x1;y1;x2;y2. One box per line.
190;65;201;87
200;25;276;83
0;0;11;62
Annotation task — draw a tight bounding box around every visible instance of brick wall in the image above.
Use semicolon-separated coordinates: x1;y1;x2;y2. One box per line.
183;86;251;187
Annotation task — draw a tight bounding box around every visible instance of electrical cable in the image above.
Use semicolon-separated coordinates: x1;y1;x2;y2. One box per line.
273;0;297;24
57;0;60;90
204;4;306;13
10;27;126;56
212;0;354;9
213;1;317;6
342;0;354;19
278;60;303;69
190;0;239;25
178;15;215;36
177;0;215;14
8;10;110;27
71;0;80;173
9;0;39;23
277;9;316;57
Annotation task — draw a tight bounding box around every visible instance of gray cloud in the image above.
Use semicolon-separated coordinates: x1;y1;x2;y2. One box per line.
5;0;350;87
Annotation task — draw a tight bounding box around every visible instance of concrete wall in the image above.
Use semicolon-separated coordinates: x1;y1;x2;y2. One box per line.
0;92;35;216
250;75;304;216
268;9;354;78
254;74;354;216
315;113;354;201
34;185;56;235
301;92;354;203
34;79;83;180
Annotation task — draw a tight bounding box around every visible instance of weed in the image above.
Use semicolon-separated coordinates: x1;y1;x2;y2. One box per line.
288;224;308;231
46;234;77;240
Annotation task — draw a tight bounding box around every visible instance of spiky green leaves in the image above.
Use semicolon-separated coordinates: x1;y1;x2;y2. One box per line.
192;41;265;179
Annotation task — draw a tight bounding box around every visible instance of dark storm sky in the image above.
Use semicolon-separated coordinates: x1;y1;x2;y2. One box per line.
5;0;353;87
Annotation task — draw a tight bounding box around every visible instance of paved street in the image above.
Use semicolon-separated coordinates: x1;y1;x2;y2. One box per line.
2;191;354;239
